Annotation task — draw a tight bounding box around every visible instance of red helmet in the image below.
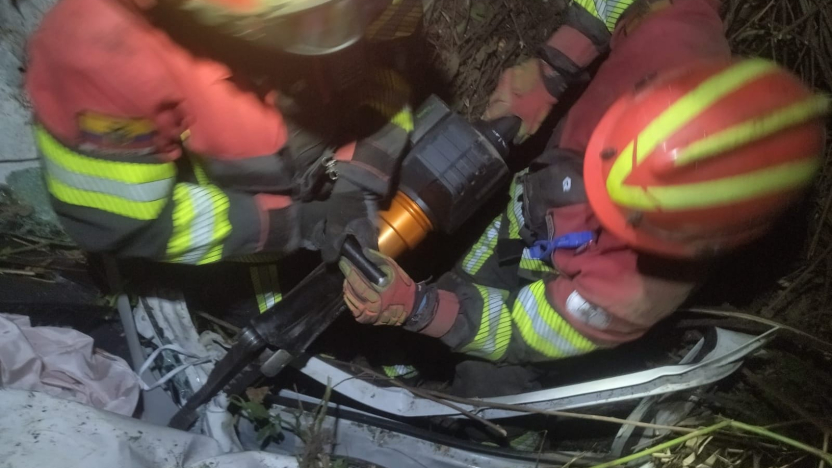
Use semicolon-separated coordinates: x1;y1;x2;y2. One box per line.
169;0;391;55
585;59;829;258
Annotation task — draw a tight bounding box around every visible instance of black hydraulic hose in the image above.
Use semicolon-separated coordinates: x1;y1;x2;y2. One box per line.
168;326;266;430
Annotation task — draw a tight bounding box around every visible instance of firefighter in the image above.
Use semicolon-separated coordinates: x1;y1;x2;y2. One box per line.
339;0;829;368
26;0;414;272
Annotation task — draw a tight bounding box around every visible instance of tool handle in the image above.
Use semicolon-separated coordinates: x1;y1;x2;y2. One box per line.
342;236;387;286
474;115;522;158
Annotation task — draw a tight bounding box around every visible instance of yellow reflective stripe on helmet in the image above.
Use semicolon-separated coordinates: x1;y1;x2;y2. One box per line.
675;95;831;167
642;158;819;211
462;217;501;276
36;127;175;184
46;175;168;220
511;281;597;358
166;183;232;265
459;285;511;361
607;59;780;210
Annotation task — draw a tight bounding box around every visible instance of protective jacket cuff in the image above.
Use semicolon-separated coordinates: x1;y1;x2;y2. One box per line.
419;290;460;338
256;194;301;254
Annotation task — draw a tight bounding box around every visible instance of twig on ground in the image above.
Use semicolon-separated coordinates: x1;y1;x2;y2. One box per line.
589;421;731;468
809;183;832;257
766;418;832;430
729;0;777;41
821;432;830;468
196;311;241;334
0;241;50;259
6;233;75;248
0;268;36;276
0;158;39;163
682;307;832;354
421;388;697;434
760;243;832;317
504;0;525;49
589;420;832;468
731;421;832;465
743;369;832;434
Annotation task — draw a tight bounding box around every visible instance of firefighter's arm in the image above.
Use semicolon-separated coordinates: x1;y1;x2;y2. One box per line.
333;69;414;199
433;229;699;364
38;124;378;264
337;243;687;364
182;70;413;199
482;1;616;142
337;245;655;364
26;35;346;263
35;123;302;262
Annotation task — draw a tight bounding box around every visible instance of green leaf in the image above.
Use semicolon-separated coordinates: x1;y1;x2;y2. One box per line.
229;395;271;421
470;1;488;22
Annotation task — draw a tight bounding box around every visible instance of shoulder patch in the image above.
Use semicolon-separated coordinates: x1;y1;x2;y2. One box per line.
78;112;155;150
565;291;612;330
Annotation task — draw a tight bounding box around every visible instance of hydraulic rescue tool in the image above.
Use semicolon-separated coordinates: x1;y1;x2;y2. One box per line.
169;96;520;429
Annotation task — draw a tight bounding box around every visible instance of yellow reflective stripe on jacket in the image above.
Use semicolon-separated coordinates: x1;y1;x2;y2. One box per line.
606;60;780;211
166;183;232;265
363;69;413;132
364;100;414;132
200;184;231;264
507;176;525;240
574;0;637;31
36;127;174;184
510;281;597;358
382;364;419;378
250;264;282;314
391;106;415;132
192;158;211;186
519;248;554;274
462;217;501;276
46;175;169;220
36;127;174;220
459;285;512;361
167;185;195;260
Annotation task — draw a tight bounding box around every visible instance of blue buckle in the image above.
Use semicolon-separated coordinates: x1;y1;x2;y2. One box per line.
528;231;594;260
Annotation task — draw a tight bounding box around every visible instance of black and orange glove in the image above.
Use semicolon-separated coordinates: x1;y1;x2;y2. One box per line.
338;250;461;337
339;249;423;326
300;179;378;264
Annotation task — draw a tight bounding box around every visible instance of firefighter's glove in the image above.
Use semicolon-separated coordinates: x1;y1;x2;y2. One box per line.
339;250;427;326
483;59;560;144
301;179;378;264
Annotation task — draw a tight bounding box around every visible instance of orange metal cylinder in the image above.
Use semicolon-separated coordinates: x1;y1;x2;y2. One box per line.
377;191;434;258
